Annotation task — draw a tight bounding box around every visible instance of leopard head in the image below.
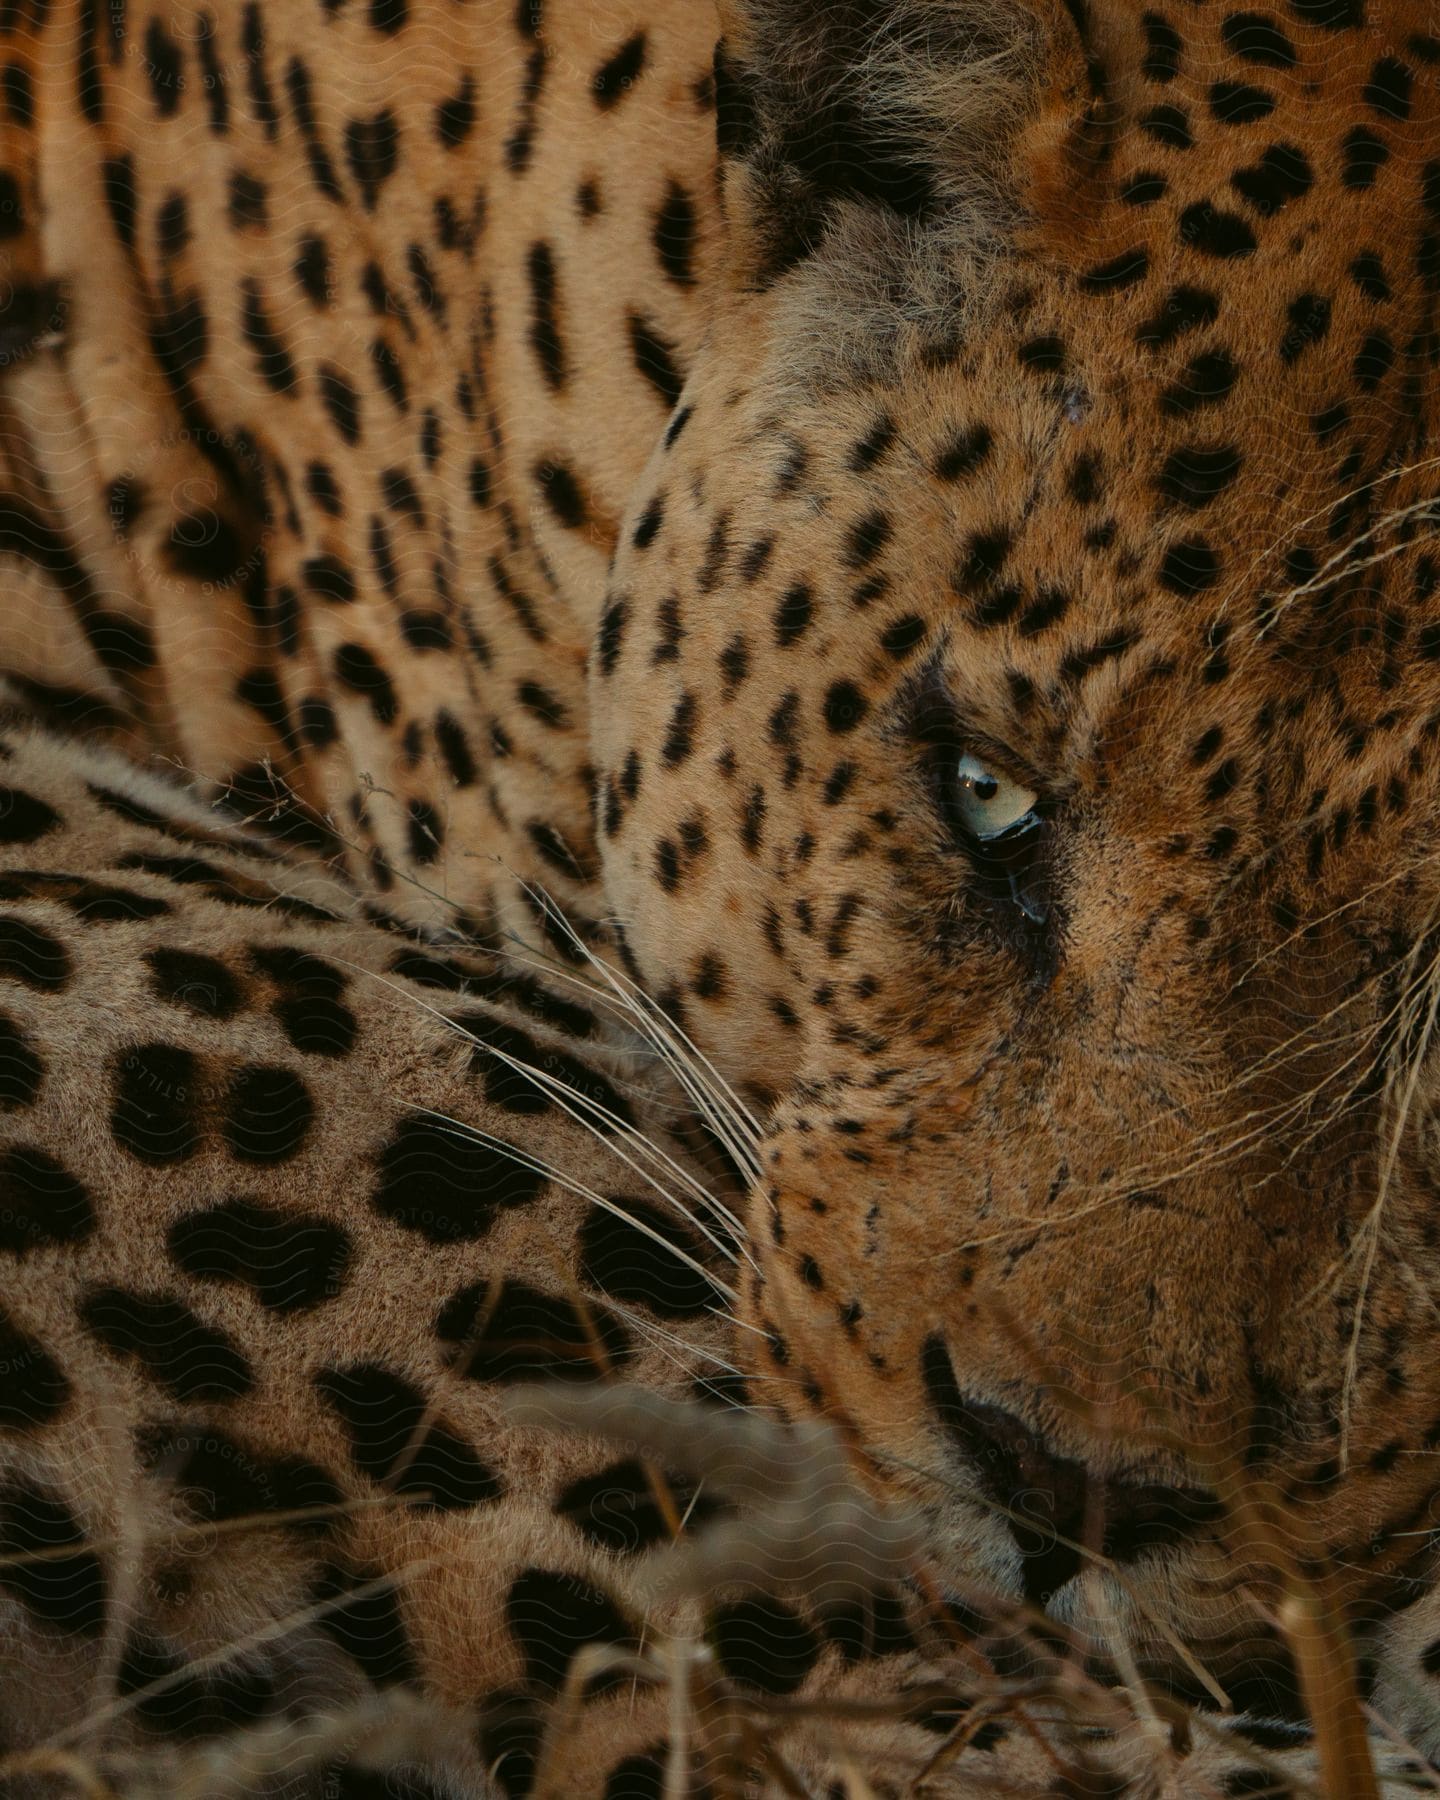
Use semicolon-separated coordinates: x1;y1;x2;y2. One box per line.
592;0;1440;1687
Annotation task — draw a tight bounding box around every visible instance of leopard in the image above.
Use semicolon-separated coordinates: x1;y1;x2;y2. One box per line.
2;0;1440;1792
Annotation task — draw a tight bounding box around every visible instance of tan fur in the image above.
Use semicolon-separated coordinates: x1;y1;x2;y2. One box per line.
3;0;1440;1792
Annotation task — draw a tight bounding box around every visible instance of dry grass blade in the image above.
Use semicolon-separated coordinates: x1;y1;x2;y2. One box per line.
502;1384;925;1611
0;1750;118;1799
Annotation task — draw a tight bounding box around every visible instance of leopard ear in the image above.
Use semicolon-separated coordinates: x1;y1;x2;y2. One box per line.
711;0;1094;288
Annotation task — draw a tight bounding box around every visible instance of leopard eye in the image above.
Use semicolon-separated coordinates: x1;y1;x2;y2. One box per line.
952;753;1039;841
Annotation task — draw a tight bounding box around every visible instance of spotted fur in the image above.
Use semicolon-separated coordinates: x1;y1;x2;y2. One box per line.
3;0;1440;1792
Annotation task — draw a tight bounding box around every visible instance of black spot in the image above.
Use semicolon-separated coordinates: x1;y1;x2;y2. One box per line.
2;63;35;129
578;1200;725;1318
299;697;338;747
239;277;300;390
145;948;242;1020
632;494;664;550
143;16;183;117
372;1117;546;1242
775;582;814;646
850;414;896;470
527;241;566;389
844;510;892;568
153;192;191;262
271;979;358;1058
370;337;408;411
1364;56;1412;119
1018;334;1065;371
654;838;680;892
226;170;267;231
102;153;137;247
1210;79;1274;122
823;763;856;806
437;1278;632;1382
0;1480;105;1635
0;914;69;993
1060;630;1137;683
505;1567;635;1695
1120;170;1168;205
516;680;569;727
1280;292;1331;364
1140;104;1193;147
222;1065;313;1163
316;1364;502;1510
602;1752;667;1800
1160;350;1239;417
240;3;279;138
661;691;697;766
1018;588;1070;636
105;474;147;539
663;404;693;450
1341;127;1388;189
305;463;343;519
593;607;641;706
628;312;684;407
476;1690;544;1800
557;1459;716;1556
345;108;401;209
310;1563;420;1686
318;365;361;444
534;457;586;529
1353;330;1394;390
1158;537;1221;594
284;55;341;196
824;681;867;734
1288;0;1362;25
1231;143;1312;214
0;1147;94;1253
1136;285;1219;348
459;1010;630;1126
1349;251;1391;301
1080;246;1149;290
398;610;450;651
934;424;992;481
972;584;1023;628
1157;446;1243;509
712;1597;821;1695
115;1634;279;1741
111;1043;200;1164
433;79;476;155
0;1006;53;1106
1179;201;1255;257
166;501;249;587
1221;13;1297;66
334;642;399;724
80;1287;253;1400
169;1200;351;1313
1142;12;1182;81
594;31;646;105
720;635;750;693
0;787;58;845
881;615;928;658
303;553;356;605
767;689;799;750
0;1306;70;1429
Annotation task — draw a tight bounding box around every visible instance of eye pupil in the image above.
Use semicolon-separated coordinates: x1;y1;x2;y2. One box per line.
971;775;998;800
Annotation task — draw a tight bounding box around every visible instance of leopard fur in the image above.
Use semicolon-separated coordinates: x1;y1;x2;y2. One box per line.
1;0;1440;1792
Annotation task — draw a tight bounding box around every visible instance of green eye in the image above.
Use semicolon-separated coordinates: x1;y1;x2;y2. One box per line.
953;753;1039;841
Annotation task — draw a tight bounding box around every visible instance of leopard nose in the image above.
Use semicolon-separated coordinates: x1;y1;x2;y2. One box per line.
922;1338;1223;1606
